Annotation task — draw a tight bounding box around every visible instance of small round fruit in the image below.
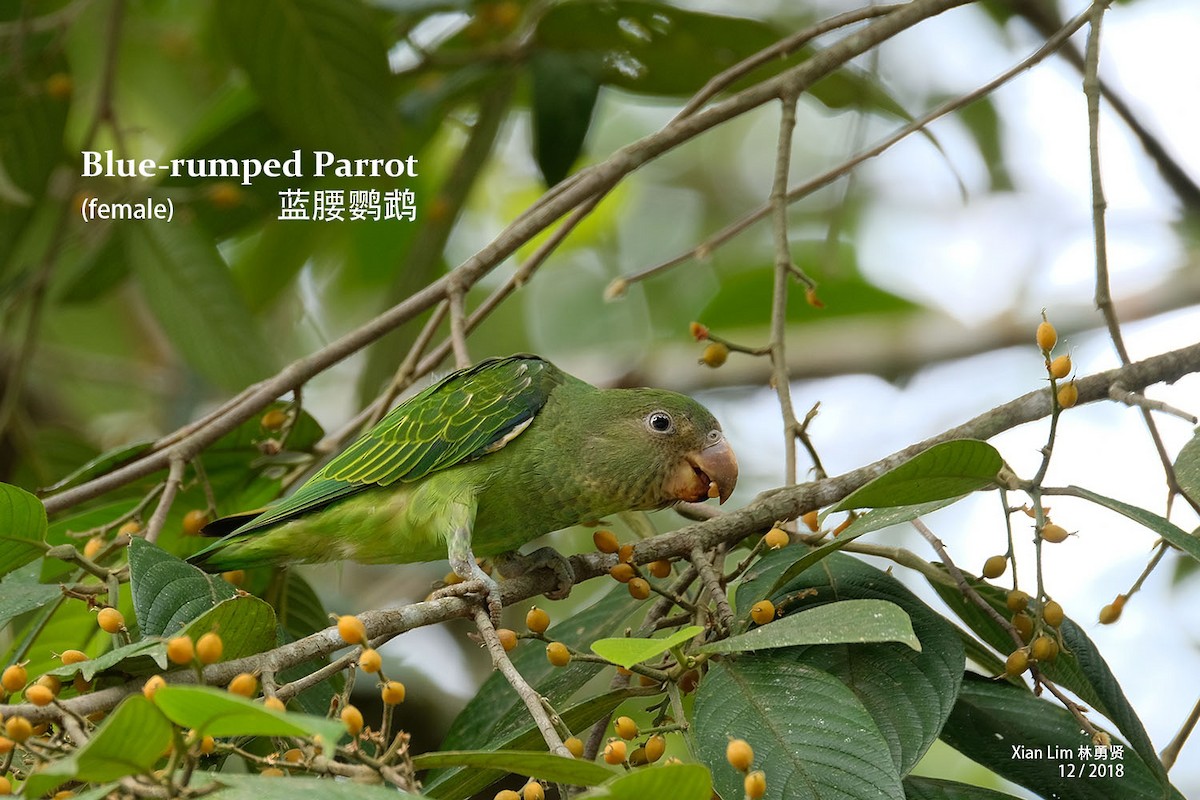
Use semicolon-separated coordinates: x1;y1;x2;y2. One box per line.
645;734;666;763
564;736;585;758
497;629;518;652
166;635;195;665
228;672;257;698
359;648;382;673
98;607;125;633
260;767;284;778
678;669;700;693
526;607;551;634
726;738;754;771
1012;613;1034;642
1006;590;1030;614
182;509;210;535
614;716;638;740
522;780;545;800
263;697;286;712
0;775;10;795
701;342;729;368
494;791;520;800
35;675;61;696
83;536;105;559
603;739;627;764
1005;649;1030;677
142;675;167;699
337;615;368;645
1036;320;1057;352
1040;523;1069;543
649;559;672;578
1030;635;1059;662
60;649;88;666
593;529;619;554
750;600;775;626
981;555;1007;580
1099;595;1126;624
341;705;364;737
628;745;649;766
609;563;636;583
199;734;216;754
0;737;15;755
1;664;27;693
381;680;406;705
283;747;304;763
1048;354;1071;379
222;570;246;586
546;642;571;667
628;577;651;600
25;684;54;706
1042;600;1064;628
5;715;33;743
763;527;789;549
1057;381;1079;409
196;632;224;664
801;510;820;532
744;770;767;800
118;520;141;537
260;408;288;431
618;544;635;564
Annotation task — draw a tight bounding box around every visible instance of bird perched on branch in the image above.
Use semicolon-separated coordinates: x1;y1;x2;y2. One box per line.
189;355;738;618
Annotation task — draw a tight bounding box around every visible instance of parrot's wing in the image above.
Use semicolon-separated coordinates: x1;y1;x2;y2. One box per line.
229;356;561;534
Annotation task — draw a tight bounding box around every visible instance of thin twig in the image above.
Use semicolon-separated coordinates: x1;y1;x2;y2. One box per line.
447;287;471;369
144;457;185;545
690;547;733;634
1107;383;1196;423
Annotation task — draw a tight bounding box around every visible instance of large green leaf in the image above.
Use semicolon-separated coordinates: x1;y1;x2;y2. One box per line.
128;537;239;637
0;561;60;629
22;695;174;798
153;685;345;743
591;625;703;668
182;595;278;661
123;220;275;391
0;481;48;577
700;599;920;654
694;655;905;800
1065;484;1200;564
214;0;397;156
941;676;1183;800
902;776;1023;800
834;441;1003;511
579;763;712;799
530;50;601;186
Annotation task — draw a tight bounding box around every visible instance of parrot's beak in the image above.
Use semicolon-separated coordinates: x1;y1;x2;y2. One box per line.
675;436;739;505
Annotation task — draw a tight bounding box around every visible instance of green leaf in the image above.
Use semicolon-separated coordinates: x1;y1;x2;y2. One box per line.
153;685;345;742
203;773;424;800
412;751;615;785
0;562;61;629
182;595;278;661
941;676;1183;800
44;638;168;683
128;537;239;637
694;655;905;800
124;220;275;391
22;695;174;798
834;440;1003;511
530;50;601;186
902;775;1024;799
1174;428;1200;502
700;599;920;654
580;763;712;799
39;440;154;493
1066;484;1200;564
591;625;703;668
0;481;48;577
956;98;1012;192
214;0;397;156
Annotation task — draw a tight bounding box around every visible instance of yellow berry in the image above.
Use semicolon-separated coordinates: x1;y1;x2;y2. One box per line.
701;342;729;368
206;181;244;210
0;775;11;795
564;736;584;758
614;716;638;740
1036;320;1057;352
522;780;545;800
263;696;286;712
2;664;27;693
337;615;367;645
142;675;167;699
1099;594;1126;624
196;632;224;664
261;408;288;431
0;737;12;755
628;577;651;600
497;629;518;652
260;767;284;777
526;607;551;634
25;684;54;706
763;527;789;549
227;673;257;698
494;791;520;800
97;607;125;633
118;520;141;537
726;738;754;771
750;600;775;626
982;555;1007;580
222;570;246;586
801;511;820;532
546;642;571;667
1012;613;1034;642
182;509;210;536
198;734;216;754
359;648;382;673
603;739;627;764
644;734;666;762
618;543;635;564
283;747;304;763
1043;600;1064;628
689;321;709;341
744;770;767;799
649;559;672;578
1030;635;1059;662
381;680;406;705
1005;649;1030;677
628;746;649;767
341;705;364;736
1006;590;1030;614
1056;380;1079;409
83;536;105;559
5;716;32;743
60;649;88;666
1040;523;1069;543
166;635;195;665
609;563;636;583
1048;354;1072;379
592;529;619;554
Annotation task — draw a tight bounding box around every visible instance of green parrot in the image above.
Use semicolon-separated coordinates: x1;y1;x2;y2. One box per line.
189;355;738;615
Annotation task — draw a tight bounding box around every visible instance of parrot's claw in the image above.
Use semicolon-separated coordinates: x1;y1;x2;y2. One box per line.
439;552;504;625
496;547;575;601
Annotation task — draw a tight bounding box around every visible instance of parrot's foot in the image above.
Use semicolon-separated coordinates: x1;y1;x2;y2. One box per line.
496;547;575;601
436;555;503;625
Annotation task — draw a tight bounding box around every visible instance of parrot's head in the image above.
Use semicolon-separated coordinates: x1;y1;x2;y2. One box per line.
585;388;739;509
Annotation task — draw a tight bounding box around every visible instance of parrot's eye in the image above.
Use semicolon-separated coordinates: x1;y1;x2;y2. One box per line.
646;411;674;434
706;429;722;445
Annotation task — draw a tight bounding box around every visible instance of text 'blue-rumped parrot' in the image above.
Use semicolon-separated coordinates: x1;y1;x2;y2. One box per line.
189;355;738;616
